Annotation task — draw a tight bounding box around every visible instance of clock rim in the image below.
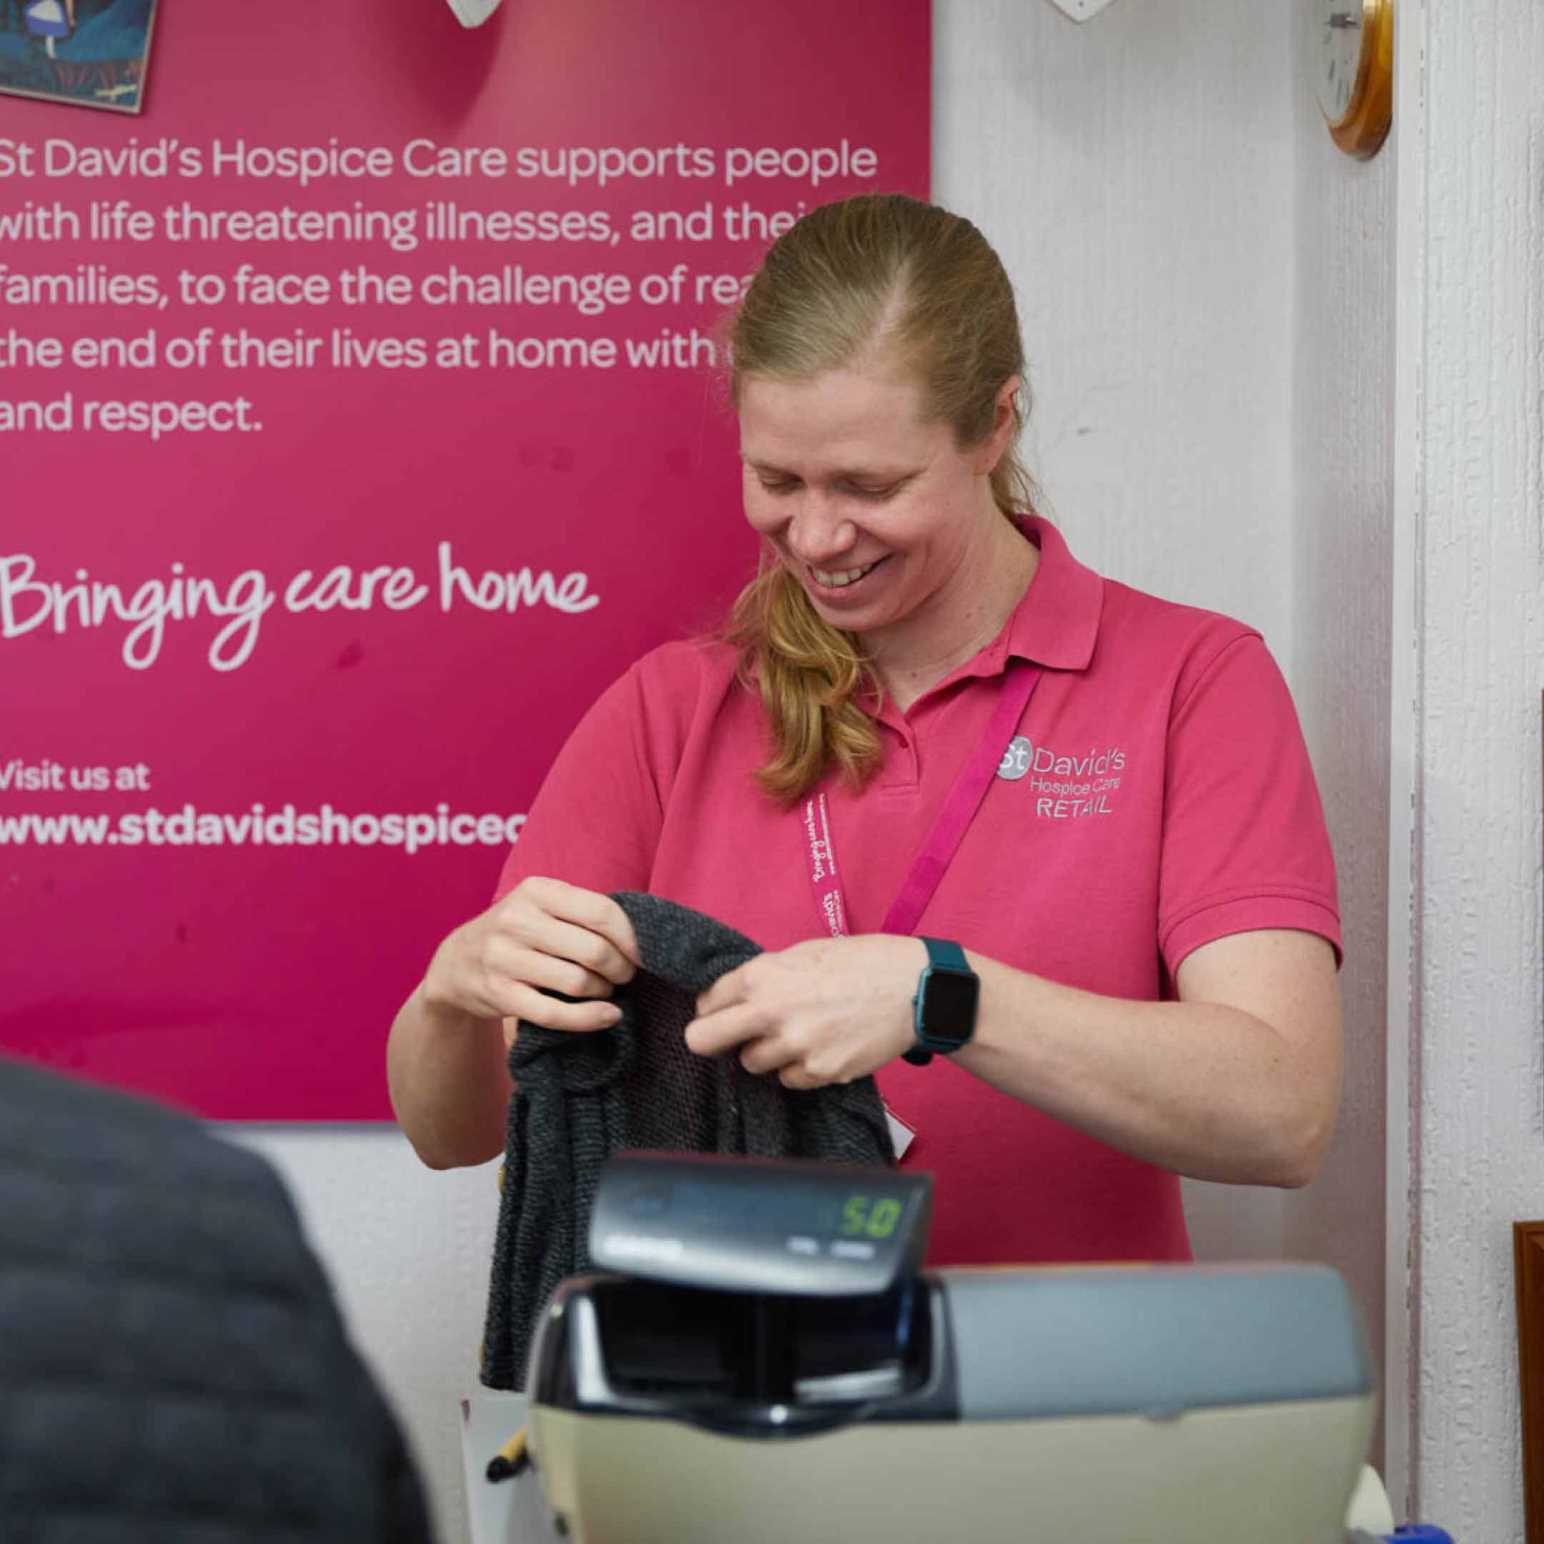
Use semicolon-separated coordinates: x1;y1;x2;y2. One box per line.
1326;0;1394;160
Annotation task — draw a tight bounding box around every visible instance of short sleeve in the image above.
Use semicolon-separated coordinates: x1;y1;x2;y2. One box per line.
1157;633;1341;976
491;657;673;903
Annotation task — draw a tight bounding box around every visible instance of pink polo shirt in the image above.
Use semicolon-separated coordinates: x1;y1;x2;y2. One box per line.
494;516;1340;1267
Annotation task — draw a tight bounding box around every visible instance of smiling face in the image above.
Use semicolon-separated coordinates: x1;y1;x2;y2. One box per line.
738;357;1014;650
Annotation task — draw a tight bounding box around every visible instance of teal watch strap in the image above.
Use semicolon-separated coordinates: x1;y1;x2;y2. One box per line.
904;936;980;1066
923;938;969;973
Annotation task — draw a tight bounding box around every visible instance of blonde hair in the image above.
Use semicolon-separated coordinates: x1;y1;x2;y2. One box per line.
723;193;1036;803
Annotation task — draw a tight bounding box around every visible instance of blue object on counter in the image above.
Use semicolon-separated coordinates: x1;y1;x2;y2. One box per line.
1387;1528;1455;1543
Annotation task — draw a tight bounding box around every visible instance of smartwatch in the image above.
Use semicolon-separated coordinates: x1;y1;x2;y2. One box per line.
903;937;980;1066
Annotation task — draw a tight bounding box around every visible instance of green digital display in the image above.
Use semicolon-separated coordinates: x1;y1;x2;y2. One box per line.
597;1157;932;1292
840;1195;904;1240
636;1176;912;1245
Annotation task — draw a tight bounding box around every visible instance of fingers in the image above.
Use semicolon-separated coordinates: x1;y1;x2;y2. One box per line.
739;1034;799;1078
695;962;749;1017
428;877;643;1031
511;876;641;979
484;932;616;1003
476;876;643;1030
686;997;815;1082
689;960;805;1076
502;981;622;1034
704;1022;837;1089
479;899;629;1031
535;916;635;988
684;1001;765;1058
776;1062;821;1091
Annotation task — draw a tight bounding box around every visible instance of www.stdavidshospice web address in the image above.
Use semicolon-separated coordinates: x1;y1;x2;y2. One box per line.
0;804;526;854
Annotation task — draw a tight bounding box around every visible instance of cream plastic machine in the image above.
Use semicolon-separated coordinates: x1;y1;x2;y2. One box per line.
522;1153;1378;1544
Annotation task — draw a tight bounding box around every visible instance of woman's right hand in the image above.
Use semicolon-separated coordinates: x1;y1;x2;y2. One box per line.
419;875;640;1035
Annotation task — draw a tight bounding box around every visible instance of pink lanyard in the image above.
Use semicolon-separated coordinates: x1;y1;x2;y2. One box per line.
801;662;1043;939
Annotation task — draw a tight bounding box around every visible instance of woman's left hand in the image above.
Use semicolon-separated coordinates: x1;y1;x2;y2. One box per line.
684;934;921;1088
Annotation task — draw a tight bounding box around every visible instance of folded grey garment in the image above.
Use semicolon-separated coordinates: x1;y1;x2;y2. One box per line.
481;890;896;1390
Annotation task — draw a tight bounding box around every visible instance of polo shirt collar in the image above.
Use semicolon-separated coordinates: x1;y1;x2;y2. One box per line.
973;513;1103;677
866;514;1103;720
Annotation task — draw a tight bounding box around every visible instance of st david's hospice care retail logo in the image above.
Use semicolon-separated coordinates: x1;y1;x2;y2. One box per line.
997;735;1125;820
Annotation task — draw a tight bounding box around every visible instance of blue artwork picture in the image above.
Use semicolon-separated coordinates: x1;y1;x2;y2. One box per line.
0;0;158;113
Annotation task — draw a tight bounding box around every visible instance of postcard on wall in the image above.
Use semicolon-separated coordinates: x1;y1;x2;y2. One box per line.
0;0;158;114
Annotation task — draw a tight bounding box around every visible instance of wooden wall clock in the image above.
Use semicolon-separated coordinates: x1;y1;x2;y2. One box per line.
1313;0;1394;159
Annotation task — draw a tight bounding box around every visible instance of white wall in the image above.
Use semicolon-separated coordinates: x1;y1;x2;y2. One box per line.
230;6;1394;1540
938;0;1296;648
1405;2;1544;1536
1285;0;1398;1487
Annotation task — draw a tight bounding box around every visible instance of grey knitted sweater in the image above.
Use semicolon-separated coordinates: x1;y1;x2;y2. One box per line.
480;891;895;1389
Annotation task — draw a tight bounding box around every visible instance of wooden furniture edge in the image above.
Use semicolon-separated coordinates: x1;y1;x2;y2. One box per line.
1515;1220;1544;1543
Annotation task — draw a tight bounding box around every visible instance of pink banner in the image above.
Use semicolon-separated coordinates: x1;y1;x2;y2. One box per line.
0;0;930;1117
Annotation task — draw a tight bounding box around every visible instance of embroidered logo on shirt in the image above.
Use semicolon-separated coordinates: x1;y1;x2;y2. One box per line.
998;735;1126;819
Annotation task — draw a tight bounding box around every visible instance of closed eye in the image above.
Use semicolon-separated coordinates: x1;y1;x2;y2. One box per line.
755;478;899;501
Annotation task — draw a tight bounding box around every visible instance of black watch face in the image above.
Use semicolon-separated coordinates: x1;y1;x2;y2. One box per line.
920;969;978;1045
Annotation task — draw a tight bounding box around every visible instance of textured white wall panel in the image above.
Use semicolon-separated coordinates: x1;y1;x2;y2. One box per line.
1286;0;1396;1485
1412;3;1544;1536
934;0;1296;650
935;0;1297;655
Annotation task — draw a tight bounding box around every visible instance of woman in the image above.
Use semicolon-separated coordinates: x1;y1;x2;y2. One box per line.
387;194;1342;1266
